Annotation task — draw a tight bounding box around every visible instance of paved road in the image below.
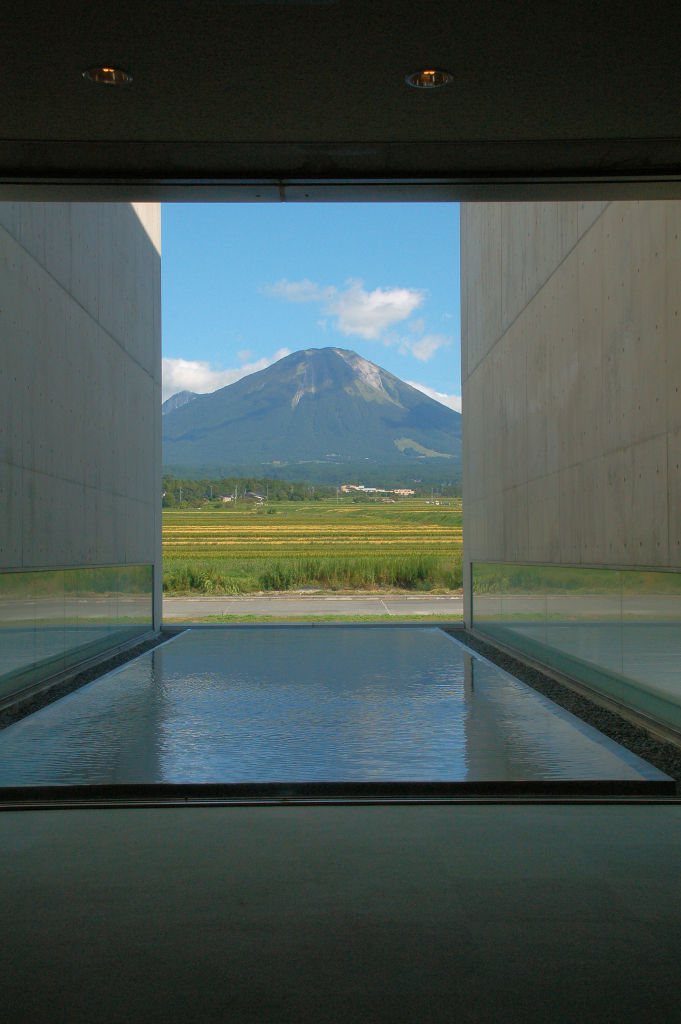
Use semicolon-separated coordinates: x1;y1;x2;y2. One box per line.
4;591;680;622
163;594;463;619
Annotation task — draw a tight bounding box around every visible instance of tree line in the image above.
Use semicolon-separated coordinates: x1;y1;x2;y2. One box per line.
162;475;334;507
162;473;462;507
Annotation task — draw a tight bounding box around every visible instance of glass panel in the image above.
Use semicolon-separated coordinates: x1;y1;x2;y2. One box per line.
472;562;681;732
32;569;66;676
115;564;153;642
0;565;153;701
64;567;115;666
620;569;681;721
0;570;37;698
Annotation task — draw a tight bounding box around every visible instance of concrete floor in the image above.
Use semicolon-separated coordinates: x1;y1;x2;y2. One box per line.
3;802;681;1023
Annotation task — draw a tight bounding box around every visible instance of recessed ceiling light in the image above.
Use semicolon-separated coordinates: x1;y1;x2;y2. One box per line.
83;67;132;85
405;69;452;89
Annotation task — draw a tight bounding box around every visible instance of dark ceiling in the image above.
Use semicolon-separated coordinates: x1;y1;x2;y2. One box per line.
4;0;681;199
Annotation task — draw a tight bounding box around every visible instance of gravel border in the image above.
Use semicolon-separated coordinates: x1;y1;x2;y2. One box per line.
447;627;681;785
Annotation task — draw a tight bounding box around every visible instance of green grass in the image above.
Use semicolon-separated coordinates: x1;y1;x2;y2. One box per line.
163;498;463;595
163;553;462;595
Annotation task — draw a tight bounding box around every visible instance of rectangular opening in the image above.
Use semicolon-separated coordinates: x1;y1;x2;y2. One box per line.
160;201;463;623
1;196;679;792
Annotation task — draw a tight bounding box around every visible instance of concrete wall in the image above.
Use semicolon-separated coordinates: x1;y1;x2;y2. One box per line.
0;202;162;627
461;201;681;624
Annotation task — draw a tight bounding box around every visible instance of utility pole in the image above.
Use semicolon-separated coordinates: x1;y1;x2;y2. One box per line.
179;487;183;504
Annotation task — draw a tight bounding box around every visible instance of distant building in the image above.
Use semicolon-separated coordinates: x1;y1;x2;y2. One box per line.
341;484;415;496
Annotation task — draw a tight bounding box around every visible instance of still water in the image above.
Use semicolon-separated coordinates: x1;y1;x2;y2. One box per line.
0;627;667;786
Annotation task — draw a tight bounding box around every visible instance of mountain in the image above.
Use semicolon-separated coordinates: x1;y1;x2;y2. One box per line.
162;347;461;483
162;390;201;415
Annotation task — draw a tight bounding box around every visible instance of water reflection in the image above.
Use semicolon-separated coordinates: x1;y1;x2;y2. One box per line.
0;628;666;786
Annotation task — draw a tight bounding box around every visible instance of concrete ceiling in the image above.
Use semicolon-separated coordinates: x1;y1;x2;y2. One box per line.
4;0;681;199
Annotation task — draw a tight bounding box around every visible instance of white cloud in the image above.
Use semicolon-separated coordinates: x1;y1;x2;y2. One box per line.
265;277;425;340
264;279;333;303
237;348;253;363
162;348;291;402
406;381;462;413
409;333;451;362
328;281;425;339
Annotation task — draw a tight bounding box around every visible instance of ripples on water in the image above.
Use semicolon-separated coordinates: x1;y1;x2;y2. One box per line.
0;628;667;785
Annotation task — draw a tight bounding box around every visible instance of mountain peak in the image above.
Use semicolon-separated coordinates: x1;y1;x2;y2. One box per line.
163;347;460;481
162;389;201;415
332;348;388;394
283;347;398;409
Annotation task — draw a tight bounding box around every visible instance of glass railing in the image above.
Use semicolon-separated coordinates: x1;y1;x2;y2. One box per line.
0;564;153;701
472;562;681;731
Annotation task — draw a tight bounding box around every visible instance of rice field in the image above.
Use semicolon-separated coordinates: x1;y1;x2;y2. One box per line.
163;499;463;594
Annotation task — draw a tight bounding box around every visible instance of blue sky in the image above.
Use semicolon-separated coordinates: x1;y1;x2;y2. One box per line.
161;203;461;408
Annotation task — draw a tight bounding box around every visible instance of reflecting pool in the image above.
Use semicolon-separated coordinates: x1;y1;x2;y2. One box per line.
0;627;668;786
